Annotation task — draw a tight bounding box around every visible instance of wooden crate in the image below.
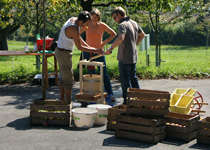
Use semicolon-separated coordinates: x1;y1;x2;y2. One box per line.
107;105;127;131
126;88;170;117
115;113;167;144
166;112;200;142
30;99;72;127
197;117;210;145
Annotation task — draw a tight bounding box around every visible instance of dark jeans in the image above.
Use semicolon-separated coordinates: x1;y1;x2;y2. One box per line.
84;52;113;95
119;62;140;104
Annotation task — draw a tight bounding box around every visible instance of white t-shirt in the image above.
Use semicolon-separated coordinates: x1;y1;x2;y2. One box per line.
57;17;77;50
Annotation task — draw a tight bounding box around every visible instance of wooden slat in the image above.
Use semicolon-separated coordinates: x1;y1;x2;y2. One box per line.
117;122;165;135
33;100;70;105
127;90;170;100
198;117;210;128
166;124;197;133
30;111;70;118
76;92;107;100
168;112;197;120
108;105;127;116
127;100;169;107
30;118;69;126
107;115;118;121
197;129;210;136
126;108;169;117
116;130;165;144
191;109;205;113
117;113;167;127
128;88;170;94
166;130;197;142
30;104;70;111
197;135;210;145
107;122;117;131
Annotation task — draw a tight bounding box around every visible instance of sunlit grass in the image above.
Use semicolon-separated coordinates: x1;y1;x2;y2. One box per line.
0;40;209;84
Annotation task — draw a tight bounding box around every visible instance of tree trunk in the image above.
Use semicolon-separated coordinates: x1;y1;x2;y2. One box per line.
80;0;94;12
0;33;8;50
42;0;46;100
155;13;160;67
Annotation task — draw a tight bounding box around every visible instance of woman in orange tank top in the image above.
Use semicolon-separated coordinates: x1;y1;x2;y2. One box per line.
80;8;117;103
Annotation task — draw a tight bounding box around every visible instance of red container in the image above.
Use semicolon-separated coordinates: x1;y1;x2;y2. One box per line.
36;38;54;51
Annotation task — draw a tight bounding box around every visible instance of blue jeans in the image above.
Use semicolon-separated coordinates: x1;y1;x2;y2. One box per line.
119;62;140;104
84;52;113;95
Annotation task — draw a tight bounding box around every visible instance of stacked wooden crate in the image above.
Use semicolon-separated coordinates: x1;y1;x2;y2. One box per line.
166;112;200;142
115;113;167;144
107;105;127;131
30;99;72;127
197;117;210;145
115;88;170;143
126;88;170;117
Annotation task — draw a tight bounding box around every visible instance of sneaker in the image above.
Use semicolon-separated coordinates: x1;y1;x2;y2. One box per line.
111;96;116;102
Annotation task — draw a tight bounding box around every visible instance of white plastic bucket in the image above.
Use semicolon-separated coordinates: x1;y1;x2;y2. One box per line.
72;108;97;128
87;104;112;125
24;46;29;52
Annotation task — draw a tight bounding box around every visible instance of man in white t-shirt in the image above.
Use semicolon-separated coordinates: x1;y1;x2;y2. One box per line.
55;11;103;104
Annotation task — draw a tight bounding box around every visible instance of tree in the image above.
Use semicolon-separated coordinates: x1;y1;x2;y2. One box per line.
124;0;203;66
0;0;29;50
92;0;203;66
0;0;80;50
196;0;210;51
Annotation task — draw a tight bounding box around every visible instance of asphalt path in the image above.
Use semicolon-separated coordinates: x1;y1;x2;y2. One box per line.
0;79;210;150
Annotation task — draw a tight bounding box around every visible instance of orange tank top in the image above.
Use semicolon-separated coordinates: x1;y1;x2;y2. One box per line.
83;22;106;48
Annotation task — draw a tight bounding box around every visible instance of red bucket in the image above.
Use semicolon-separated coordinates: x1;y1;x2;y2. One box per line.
36;38;54;51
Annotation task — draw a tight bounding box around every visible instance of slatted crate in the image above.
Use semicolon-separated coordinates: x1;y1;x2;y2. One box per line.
115;113;167;144
197;117;210;145
30;99;72;127
166;112;200;142
126;88;170;117
107;105;127;131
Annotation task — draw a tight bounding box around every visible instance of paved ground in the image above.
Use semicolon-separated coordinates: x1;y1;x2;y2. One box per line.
0;79;210;150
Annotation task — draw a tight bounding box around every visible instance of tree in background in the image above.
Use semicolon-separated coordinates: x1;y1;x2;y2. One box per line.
0;0;81;50
125;0;203;66
1;0;205;63
91;0;203;66
0;0;29;50
196;0;210;51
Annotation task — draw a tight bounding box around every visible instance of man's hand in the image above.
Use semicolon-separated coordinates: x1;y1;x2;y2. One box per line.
95;48;104;54
105;48;112;55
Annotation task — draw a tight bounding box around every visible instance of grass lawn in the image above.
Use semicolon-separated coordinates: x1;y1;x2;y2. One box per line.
0;40;209;84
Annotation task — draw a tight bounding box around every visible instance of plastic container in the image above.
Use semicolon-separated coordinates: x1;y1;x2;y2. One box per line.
172;88;197;96
36;38;54;51
72;108;97;128
87;104;112;125
170;94;194;114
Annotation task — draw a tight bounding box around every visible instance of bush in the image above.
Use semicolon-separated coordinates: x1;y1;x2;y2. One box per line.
142;21;209;46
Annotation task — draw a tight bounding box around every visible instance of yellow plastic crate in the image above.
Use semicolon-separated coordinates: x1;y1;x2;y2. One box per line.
170;94;194;114
172;88;197;96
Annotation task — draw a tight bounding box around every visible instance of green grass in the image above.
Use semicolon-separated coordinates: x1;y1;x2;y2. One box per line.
0;40;210;84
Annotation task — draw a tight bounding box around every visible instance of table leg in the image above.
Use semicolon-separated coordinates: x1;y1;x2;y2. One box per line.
36;55;40;70
45;56;49;89
54;56;58;85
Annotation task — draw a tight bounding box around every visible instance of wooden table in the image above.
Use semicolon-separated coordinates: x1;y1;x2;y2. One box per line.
0;50;58;89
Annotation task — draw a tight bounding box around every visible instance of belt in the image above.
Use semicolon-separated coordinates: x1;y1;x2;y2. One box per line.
57;47;72;51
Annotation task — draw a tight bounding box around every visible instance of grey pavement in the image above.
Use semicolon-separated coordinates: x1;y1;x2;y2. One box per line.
0;79;210;150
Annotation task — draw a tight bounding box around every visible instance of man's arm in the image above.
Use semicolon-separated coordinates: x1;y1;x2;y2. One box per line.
105;33;125;55
68;26;102;54
136;30;146;45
